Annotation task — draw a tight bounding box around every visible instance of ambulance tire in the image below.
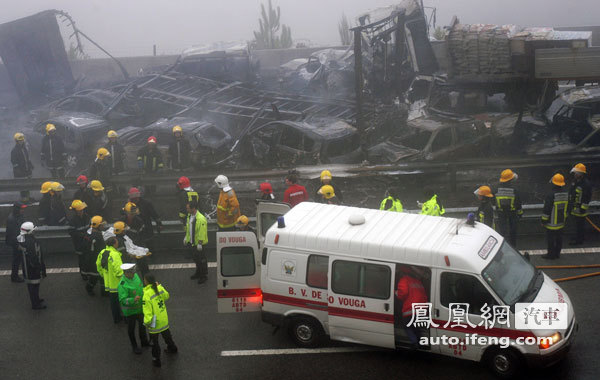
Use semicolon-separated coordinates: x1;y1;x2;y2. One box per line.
288;317;323;348
486;348;522;379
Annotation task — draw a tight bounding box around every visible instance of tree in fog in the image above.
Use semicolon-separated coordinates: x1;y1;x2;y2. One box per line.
253;0;293;49
338;13;352;45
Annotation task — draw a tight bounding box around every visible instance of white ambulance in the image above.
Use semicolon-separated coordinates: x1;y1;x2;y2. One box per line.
216;202;577;378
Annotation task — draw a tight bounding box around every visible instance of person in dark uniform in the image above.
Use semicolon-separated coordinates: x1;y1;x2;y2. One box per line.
6;202;27;282
18;222;47;309
105;130;126;175
315;170;343;204
137;136;164;195
168;126;191;171
474;186;495;228
494;169;523;247
88;180;110;221
123;202;147;246
48;182;68;226
11;132;34;202
84;216;107;296
68;200;90;280
73;175;93;206
40;123;66;178
569;163;592;245
89;148;113;198
541;174;570;260
38;182;53;225
176;177;198;223
128;187;162;248
318;185;341;205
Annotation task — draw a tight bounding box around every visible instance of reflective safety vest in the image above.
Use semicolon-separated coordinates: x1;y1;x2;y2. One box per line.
379;196;403;212
143;284;170;334
420;195;445;216
570;178;592;217
541;190;569;230
217;189;241;228
118;273;144;316
185;211;208;246
96;246;123;293
495;185;523;215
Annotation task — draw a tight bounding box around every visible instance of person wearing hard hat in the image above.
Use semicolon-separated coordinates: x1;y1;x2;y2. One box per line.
118;263;149;354
569;163;592;245
89;147;113;196
541;174;570;260
38;182;53;225
176;176;199;223
104;130;126;175
73;175;93;206
168;125;191;171
48;182;67;226
88;215;107;296
235;215;255;232
474;186;495;228
128;187;162;243
283;173;309;207
98;236;124;323
493;169;523;247
419;189;445;216
5;202;27;282
137;136;164;195
215;175;241;231
11;132;34;202
88;180;110;221
380;189;403;212
18;221;47;309
315;170;343;204
68;200;90;280
123;203;147;246
318;185;340;205
258;182;275;201
40;123;67;178
184;201;208;283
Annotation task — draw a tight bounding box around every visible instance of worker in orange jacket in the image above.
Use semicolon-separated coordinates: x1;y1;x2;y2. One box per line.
214;175;240;231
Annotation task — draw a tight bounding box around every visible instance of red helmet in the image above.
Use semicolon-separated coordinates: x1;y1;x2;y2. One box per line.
128;187;141;199
147;136;157;144
177;176;191;189
76;175;88;184
259;182;273;194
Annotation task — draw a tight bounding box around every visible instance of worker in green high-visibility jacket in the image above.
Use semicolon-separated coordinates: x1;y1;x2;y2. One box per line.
420;189;445;216
118;263;149;354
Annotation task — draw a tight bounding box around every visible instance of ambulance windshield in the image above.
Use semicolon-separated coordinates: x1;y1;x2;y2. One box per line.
481;242;537;306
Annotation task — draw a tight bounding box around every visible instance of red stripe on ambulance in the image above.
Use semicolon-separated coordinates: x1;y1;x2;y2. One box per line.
218;288;262;298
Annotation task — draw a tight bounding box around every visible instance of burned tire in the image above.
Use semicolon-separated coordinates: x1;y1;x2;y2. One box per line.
486;348;522;379
288;317;323;348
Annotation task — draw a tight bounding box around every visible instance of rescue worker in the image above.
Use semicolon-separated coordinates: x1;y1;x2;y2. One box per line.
380;190;403;212
123;202;146;246
569;163;592;245
47;182;67;226
283;173;309;207
18;222;47;309
396;267;428;346
143;272;178;367
11;132;34;202
5;202;27;282
85;216;106;296
318;185;340;205
176;176;199;223
104;130;126;175
97;236;123;323
215;175;240;231
38;182;52;225
68;200;90;279
40;123;66;178
88;180;110;221
420;189;445;217
137;136;164;195
541;174;570;260
184;201;208;283
235;215;255;232
168;125;191;171
128;187;162;246
113;221;130;262
494;169;522;247
73;175;93;206
315;170;343;203
89;148;113;195
118;263;149;354
474;186;495;228
258;182;275;200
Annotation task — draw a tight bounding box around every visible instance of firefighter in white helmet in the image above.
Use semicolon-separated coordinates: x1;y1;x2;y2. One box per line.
215;175;240;231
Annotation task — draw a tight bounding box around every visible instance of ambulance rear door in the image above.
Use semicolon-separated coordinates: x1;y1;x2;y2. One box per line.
327;257;396;348
256;201;290;248
216;231;262;313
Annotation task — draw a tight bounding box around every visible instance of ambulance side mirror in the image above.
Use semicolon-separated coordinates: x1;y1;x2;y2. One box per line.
524;252;530;262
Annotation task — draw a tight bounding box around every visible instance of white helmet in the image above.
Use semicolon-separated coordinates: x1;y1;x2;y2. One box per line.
215;175;229;189
20;221;36;235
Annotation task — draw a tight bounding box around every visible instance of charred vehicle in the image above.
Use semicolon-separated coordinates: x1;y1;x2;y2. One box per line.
171;48;257;83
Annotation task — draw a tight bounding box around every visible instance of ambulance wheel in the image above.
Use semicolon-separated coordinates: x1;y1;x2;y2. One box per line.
486;348;522;379
288;317;322;348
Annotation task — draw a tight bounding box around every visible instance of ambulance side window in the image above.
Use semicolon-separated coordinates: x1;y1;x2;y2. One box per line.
260;213;280;237
440;272;497;314
332;261;391;300
306;255;328;289
221;246;255;277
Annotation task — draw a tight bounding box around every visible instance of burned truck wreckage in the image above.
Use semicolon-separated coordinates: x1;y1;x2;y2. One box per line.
3;1;600;175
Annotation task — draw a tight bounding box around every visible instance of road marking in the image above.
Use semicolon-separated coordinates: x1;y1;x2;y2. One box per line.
0;262;217;276
525;247;600;255
221;347;379;357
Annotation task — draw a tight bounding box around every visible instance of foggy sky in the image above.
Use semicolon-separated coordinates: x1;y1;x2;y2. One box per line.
1;0;599;57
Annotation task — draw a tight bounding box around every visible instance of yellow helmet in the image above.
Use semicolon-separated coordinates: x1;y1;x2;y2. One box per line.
90;180;104;191
46;123;56;134
123;202;139;214
70;200;88;211
97;147;111;160
474;185;493;198
571;163;587;174
318;185;335;199
499;169;517;183
172;125;183;134
14;132;25;142
320;170;332;181
114;221;126;235
551;173;566;187
40;181;53;194
50;182;64;192
107;130;118;138
236;215;249;226
91;215;104;228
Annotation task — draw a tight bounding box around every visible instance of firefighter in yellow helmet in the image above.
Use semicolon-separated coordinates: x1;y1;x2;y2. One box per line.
235;215;255;232
137;136;164;195
88;180;110;220
493;169;522;247
41;123;67;178
316;170;343;203
89;215;108;296
168;125;191;171
541;173;570;260
68;200;90;281
89;147;113;198
47;182;67;226
569;163;592;245
38;182;53;225
318;185;340;205
104;130;126;174
474;186;494;228
11;132;34;201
